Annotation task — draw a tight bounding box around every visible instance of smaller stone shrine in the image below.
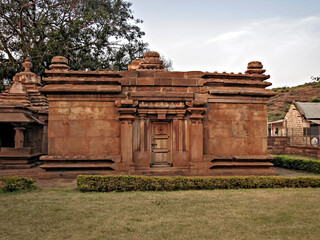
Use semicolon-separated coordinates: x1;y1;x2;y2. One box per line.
0;58;48;169
39;52;276;177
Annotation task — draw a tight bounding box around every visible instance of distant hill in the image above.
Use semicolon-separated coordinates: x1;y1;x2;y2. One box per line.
268;81;320;121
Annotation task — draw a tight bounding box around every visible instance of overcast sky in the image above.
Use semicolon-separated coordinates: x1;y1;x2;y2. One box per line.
131;0;320;88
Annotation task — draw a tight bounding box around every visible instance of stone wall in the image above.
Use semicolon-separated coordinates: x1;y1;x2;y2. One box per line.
285;146;320;158
268;136;287;154
204;103;267;156
48;100;120;156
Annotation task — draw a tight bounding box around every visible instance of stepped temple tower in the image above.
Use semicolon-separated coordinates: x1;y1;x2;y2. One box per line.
0;58;48;169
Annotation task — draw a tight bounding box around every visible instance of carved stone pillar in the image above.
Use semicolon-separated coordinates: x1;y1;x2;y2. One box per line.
14;126;25;148
173;114;184;152
118;107;136;165
188;108;206;162
138;113;146;152
177;114;184;152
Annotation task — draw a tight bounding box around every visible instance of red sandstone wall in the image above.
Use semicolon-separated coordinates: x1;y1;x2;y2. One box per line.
204;103;268;156
48;101;120;156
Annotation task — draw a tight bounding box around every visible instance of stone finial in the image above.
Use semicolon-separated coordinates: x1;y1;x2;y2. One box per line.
11;58;41;84
128;59;143;70
22;58;32;72
139;51;164;70
49;56;69;71
245;61;266;74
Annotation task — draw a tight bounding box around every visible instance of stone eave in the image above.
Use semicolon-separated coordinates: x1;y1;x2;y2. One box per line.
45;69;122;77
0;112;43;124
41;84;122;94
129;91;194;101
42;77;122;85
202;78;272;88
208;87;276;97
202;73;270;81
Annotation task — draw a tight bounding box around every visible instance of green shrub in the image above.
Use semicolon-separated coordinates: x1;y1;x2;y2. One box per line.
77;175;320;192
0;176;37;192
310;96;320;102
271;156;320;173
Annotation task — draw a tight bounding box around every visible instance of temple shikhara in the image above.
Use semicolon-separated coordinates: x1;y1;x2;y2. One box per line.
0;52;276;178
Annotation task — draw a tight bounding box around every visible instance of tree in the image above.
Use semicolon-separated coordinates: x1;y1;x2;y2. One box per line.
160;54;173;71
311;76;320;82
0;0;148;82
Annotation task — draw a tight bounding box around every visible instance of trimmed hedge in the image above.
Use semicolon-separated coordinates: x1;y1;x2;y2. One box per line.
0;176;37;192
77;175;320;192
271;155;320;173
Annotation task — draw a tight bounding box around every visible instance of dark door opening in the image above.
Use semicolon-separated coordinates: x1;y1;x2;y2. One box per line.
0;124;15;148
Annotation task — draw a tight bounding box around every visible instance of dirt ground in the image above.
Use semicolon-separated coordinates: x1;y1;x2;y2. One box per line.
35;178;77;188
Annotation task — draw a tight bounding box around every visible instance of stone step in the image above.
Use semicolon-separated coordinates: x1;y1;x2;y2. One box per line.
1;163;38;169
41;163;115;170
134;167;190;176
41;155;120;162
210;168;276;176
0;167;45;178
1;159;38;164
151;163;172;168
211;161;273;168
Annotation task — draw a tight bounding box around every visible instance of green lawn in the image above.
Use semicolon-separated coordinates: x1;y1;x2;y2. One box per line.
1;188;320;240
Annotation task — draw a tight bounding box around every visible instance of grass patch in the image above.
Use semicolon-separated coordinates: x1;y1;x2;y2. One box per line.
1;188;320;239
274;167;320;177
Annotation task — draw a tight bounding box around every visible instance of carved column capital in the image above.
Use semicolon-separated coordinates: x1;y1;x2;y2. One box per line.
188;107;206;121
138;113;146;120
118;108;136;121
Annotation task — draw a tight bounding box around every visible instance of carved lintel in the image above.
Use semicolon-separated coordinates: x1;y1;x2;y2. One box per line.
139;101;185;109
158;113;166;119
138;109;186;116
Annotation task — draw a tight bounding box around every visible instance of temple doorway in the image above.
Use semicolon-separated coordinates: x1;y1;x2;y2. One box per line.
151;121;172;167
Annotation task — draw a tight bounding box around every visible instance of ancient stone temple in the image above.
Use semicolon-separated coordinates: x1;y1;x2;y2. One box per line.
39;51;276;177
0;59;48;169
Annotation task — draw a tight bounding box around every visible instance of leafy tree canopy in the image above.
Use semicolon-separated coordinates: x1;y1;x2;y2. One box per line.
0;0;148;84
311;76;320;82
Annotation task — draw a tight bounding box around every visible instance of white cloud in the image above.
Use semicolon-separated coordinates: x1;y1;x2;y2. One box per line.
176;16;320;87
204;30;249;45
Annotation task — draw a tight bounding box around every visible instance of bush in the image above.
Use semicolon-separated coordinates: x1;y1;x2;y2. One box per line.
0;176;37;192
271;155;320;173
77;175;320;192
310;96;320;102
